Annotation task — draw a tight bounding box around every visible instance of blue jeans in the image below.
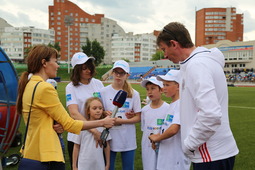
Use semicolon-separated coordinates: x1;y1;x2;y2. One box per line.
58;134;65;155
110;150;135;170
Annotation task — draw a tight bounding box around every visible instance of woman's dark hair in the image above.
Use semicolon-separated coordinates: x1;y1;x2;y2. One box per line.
16;44;58;114
70;59;96;86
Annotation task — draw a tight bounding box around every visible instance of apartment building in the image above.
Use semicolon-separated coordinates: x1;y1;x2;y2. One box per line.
111;32;157;62
196;7;243;46
49;0;126;64
0;26;54;62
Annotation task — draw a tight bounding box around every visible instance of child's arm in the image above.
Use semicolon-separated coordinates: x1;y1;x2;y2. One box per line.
72;143;80;170
116;112;141;125
104;141;111;170
149;124;180;142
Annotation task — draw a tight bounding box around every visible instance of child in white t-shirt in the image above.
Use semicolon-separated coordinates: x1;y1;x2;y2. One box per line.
149;70;190;170
99;60;141;170
140;76;169;170
72;97;111;170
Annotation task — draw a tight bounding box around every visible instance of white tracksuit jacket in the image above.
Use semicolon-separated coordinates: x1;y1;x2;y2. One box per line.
179;47;239;163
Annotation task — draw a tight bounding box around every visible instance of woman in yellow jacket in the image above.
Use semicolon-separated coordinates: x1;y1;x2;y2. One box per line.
17;45;115;170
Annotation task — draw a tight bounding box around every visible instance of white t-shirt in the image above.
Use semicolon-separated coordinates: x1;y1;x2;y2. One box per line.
141;102;168;170
157;100;190;170
72;127;111;170
99;85;142;152
66;78;104;142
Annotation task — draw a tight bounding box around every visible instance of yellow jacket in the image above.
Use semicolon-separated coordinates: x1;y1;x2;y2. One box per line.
22;75;83;162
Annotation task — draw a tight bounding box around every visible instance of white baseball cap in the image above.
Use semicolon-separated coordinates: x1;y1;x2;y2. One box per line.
46;78;57;88
141;76;163;88
112;60;130;73
71;52;95;68
157;70;180;84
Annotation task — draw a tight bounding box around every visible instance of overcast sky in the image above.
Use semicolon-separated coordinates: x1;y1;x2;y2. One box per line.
1;0;255;42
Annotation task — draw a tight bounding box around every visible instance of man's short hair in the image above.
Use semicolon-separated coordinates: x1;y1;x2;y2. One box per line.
157;22;194;48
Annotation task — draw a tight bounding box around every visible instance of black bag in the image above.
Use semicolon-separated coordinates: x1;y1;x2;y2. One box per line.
11;131;22;147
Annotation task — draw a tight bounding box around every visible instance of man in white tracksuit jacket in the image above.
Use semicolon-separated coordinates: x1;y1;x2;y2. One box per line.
156;22;239;170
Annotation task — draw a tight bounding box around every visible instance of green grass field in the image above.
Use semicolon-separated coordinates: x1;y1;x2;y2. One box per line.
3;83;255;170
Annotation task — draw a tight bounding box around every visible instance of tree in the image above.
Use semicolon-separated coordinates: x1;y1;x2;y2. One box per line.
151;50;164;61
23;46;33;61
81;38;105;66
121;58;130;63
82;38;92;56
48;42;61;52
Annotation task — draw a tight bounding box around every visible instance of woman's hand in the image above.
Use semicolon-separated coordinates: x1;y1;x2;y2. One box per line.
114;117;123;126
53;122;64;134
103;116;116;128
90;129;102;148
125;110;135;119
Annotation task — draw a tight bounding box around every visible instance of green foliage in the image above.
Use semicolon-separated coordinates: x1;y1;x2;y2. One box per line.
81;38;105;66
14;64;112;81
151;50;164;61
48;42;61;52
121;58;130;62
23;46;33;61
81;38;92;56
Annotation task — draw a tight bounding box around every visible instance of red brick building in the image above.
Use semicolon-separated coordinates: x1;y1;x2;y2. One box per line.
48;0;125;63
195;7;243;46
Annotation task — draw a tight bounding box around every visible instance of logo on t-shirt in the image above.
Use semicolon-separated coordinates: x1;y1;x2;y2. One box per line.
66;94;72;102
157;119;164;126
93;92;101;98
122;101;129;108
165;114;173;123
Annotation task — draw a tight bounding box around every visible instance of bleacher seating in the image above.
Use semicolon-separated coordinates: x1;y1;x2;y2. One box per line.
129;66;153;80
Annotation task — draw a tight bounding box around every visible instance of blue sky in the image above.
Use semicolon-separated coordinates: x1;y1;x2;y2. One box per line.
0;0;255;41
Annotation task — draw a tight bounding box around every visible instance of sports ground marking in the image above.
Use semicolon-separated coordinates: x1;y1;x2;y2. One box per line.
229;106;255;110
